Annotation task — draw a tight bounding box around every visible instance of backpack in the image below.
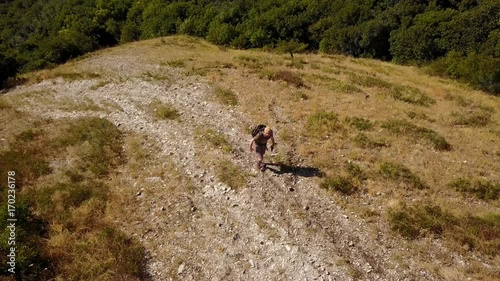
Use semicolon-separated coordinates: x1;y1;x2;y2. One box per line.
251;124;266;137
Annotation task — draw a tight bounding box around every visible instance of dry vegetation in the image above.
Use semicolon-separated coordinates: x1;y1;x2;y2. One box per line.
128;36;499;278
1;35;499;280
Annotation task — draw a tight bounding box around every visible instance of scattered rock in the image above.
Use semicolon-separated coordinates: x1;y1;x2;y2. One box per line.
177;263;185;275
136;188;144;196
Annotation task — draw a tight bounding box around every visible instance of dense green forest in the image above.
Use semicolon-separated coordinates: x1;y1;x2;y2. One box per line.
1;0;499;94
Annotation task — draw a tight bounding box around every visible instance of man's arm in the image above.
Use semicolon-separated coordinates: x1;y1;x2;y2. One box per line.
249;139;255;152
269;136;275;151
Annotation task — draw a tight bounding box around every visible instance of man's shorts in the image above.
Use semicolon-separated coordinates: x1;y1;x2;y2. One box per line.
255;144;267;154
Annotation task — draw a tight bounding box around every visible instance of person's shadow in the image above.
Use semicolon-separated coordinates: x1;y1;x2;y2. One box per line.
263;162;323;177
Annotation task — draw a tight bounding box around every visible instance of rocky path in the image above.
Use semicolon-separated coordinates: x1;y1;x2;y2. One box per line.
9;59;436;280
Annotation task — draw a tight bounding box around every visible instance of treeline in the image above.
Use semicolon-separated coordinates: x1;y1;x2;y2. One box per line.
1;0;499;94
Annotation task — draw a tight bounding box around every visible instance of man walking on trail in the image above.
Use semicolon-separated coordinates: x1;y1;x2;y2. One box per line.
250;126;275;172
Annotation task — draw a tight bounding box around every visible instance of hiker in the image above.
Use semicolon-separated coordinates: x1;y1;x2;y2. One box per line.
249;126;275;171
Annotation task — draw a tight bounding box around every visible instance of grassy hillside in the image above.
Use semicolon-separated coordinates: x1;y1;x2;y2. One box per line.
0;36;499;280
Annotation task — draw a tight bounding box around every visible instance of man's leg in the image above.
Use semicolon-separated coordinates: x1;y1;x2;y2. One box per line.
256;151;264;170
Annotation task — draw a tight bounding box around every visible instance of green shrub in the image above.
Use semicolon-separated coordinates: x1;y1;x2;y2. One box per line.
354;133;387;149
149;99;181;120
55;117;123;176
389;203;456;239
16;129;40;142
448;178;499;200
349;74;393;89
213;86;238;106
164;59;186;68
451;110;493;127
429;52;500;95
320;176;358;195
345;162;367;181
216;160;247;190
381;119;451;151
270;70;307;88
380;162;427;189
305;111;341;138
389;86;436;107
450;214;500;256
345;117;373;131
389;203;500;256
196;128;232;153
236;55;268;69
331;79;362;93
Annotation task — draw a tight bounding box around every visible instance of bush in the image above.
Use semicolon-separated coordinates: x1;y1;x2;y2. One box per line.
149;99;181;120
382;119;451;151
305;111;341;138
389;203;456;239
213;86;238;106
389;203;500;256
429;52;500;95
196;128;232;153
389;86;436;107
380;162;427;189
216;160;246;190
345;117;373;131
354;133;387;149
450;110;493;127
55;117;123;176
270;70;307;88
448;178;499;200
349;74;393;89
320;176;358;195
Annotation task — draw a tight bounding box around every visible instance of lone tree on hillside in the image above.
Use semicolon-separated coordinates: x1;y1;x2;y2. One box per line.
276;40;308;59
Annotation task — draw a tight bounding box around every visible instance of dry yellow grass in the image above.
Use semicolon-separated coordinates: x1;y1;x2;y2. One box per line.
6;35;498;279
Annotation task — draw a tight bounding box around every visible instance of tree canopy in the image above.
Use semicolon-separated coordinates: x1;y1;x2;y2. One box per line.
1;0;498;94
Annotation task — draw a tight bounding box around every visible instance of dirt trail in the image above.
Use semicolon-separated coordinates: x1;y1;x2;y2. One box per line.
8;54;437;280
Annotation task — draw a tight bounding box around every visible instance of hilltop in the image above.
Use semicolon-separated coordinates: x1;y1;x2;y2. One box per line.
0;36;499;280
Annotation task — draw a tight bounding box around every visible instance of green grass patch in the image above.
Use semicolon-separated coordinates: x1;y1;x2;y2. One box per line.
89;80;110;90
0;116;146;280
448;178;500;201
141;71;170;81
270;70;307;88
54;117;123;176
305;111;341;138
149;99;180;120
381;119;451;151
185;66;209;76
216;160;247;190
0;128;52;186
236;55;269;69
196;128;233;153
16;129;40;142
164;59;186;68
286;58;306;69
331;78;362;93
0;96;11;109
345;162;367;181
54;71;101;81
354;133;387;149
451;110;493;127
390;86;436;107
345;117;373;131
213;86;238;106
349;74;393;89
389;203;500;256
320;176;358;195
389;203;456;239
380;162;427;189
292;90;309;100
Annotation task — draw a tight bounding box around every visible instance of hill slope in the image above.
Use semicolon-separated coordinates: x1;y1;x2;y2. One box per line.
1;36;499;280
